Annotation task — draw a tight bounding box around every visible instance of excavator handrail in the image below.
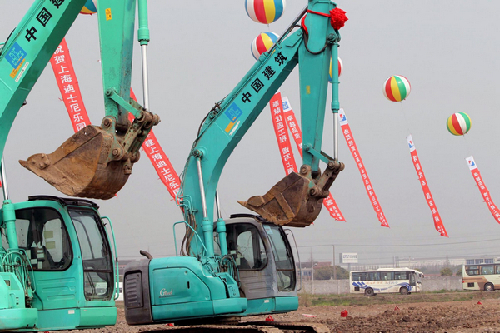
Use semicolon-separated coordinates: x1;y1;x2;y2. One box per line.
173;220;207;256
1;248;35;293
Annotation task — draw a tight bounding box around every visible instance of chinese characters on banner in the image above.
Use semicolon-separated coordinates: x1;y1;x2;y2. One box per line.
466;156;500;224
407;135;447;236
281;97;303;155
277;96;345;221
128;95;181;201
139;129;181;201
339;109;388;227
269;92;297;175
50;38;90;133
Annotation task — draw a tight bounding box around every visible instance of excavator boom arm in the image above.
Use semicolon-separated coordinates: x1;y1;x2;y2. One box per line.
180;0;344;257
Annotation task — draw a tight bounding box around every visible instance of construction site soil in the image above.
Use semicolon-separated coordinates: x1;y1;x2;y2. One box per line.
67;292;500;332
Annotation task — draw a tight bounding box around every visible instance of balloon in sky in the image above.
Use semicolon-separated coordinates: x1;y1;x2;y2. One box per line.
246;0;286;24
251;32;278;60
80;0;97;15
328;57;342;82
383;75;411;102
447;112;471;136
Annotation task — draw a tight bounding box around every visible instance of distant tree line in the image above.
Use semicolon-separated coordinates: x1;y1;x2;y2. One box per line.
313;266;349;280
311;265;464;279
414;265;463;277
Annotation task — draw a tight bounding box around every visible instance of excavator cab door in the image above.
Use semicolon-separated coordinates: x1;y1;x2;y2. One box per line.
262;223;297;292
284;228;302;291
224;215;298;316
69;207;115;301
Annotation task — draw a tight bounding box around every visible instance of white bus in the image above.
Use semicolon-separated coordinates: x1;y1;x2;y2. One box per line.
462;264;500;291
350;268;423;296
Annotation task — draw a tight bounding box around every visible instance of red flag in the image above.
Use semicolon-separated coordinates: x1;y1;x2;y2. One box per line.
278;96;345;222
339;109;388;227
466;156;500;224
407;135;447;236
50;38;91;132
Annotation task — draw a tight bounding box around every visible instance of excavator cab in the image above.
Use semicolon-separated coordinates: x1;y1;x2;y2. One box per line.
222;214;298;315
0;196;118;331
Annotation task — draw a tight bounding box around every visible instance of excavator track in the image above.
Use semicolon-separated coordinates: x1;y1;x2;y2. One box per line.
140;321;330;333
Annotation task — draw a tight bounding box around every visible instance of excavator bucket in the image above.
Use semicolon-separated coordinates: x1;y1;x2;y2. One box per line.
239;172;324;228
19;125;131;200
239;162;344;227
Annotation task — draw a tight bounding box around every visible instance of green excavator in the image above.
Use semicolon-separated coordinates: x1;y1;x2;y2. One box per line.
123;0;345;329
0;0;158;330
0;0;346;331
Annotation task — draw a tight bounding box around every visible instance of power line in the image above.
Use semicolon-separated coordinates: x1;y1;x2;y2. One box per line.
297;237;500;248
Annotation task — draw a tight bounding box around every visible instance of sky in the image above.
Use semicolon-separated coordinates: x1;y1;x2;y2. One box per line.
2;1;500;267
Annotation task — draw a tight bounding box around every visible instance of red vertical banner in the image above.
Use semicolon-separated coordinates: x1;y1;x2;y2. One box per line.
339;109;388;227
281;97;303;156
407;135;447;236
466;156;500;224
128;95;181;201
280;97;345;222
142;131;181;201
269;92;297;175
50;38;91;132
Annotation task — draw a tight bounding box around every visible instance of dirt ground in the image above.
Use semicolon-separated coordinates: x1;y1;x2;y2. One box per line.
66;293;500;333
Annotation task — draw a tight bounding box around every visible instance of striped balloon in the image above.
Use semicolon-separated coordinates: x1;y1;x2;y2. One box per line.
328;57;342;82
80;0;97;14
246;0;286;24
383;75;411;102
447;112;471;136
251;32;279;60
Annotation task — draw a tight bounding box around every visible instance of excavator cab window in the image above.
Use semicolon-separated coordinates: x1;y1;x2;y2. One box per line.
69;208;113;301
263;224;296;292
226;223;267;271
1;207;72;271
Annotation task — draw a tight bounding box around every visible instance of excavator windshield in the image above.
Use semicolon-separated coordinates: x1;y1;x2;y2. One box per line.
1;207;73;271
69;208;113;301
